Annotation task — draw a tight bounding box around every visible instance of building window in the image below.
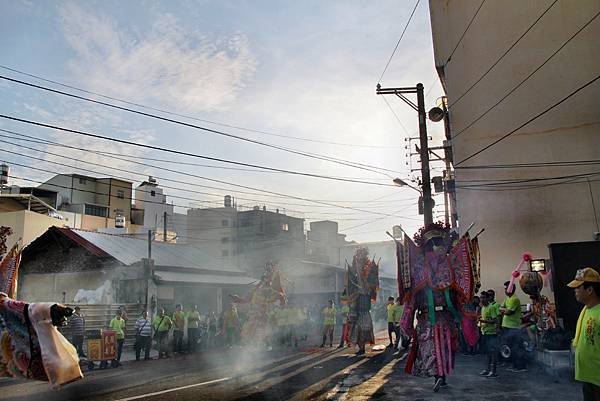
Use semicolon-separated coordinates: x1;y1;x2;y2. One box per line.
222;219;229;227
150;190;156;197
78;178;87;185
116;190;125;199
84;204;108;217
282;223;289;231
222;249;229;257
221;237;229;244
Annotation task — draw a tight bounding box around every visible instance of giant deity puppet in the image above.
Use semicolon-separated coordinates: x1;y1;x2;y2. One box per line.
396;222;481;392
345;246;380;355
230;262;287;348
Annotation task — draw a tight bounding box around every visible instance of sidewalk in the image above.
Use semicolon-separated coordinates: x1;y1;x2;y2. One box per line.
329;349;581;401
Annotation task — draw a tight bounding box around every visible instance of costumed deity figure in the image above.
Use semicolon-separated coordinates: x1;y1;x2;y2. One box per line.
398;223;480;393
233;262;287;348
346;246;379;355
0;293;82;388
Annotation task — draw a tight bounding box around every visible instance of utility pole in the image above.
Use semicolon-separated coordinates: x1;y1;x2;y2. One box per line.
163;211;168;242
441;98;457;228
377;83;434;226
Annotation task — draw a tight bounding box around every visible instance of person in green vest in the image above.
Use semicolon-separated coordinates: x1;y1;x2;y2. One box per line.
187;305;201;353
479;291;500;378
320;300;336;347
386;296;396;348
153;308;172;359
337;302;351;348
172;304;185;354
499;280;526;371
568;267;600;401
392;297;405;349
109;309;126;366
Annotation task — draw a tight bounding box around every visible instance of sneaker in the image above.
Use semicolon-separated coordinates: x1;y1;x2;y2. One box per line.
440;380;448;387
433;377;443;392
486;372;499;378
479;370;490;376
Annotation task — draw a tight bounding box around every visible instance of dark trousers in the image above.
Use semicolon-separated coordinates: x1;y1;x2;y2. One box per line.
187;328;199;353
72;334;85;357
226;327;240;346
321;324;334;346
504;328;526;369
583;382;600;401
156;331;169;357
135;335;152;360
482;334;498;373
388;322;397;345
115;339;124;362
173;330;184;353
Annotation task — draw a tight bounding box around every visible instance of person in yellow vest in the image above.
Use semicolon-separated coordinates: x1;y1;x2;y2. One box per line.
187;305;201;353
499;280;526;371
568;267;600;401
153;308;172;358
337;302;351;348
392;297;405;349
109;309;126;366
386;296;397;348
172;304;186;354
320;300;336;347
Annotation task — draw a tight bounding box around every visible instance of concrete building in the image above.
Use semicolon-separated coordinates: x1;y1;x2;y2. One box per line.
185;197;237;261
236;206;305;275
428;0;600;294
0;194;73;252
306;220;352;265
132;177;174;235
38;174;133;223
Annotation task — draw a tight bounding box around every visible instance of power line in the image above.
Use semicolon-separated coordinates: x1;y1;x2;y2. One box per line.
0;65;404;150
378;0;421;83
456;170;600;188
456;159;600;170
0;130;417;210
0;143;416;218
0;130;421;219
452;9;600;140
0;113;395;187
0;128;391;181
455;73;600;166
444;0;486;65
457;176;600;192
447;0;559;109
380;96;411;137
0;75;406;177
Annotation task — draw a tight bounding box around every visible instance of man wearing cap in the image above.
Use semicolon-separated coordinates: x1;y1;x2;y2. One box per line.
499;280;526;372
568;267;600;401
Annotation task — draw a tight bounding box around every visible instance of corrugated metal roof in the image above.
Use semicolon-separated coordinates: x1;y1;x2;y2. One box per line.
63;228;244;273
154;271;256;285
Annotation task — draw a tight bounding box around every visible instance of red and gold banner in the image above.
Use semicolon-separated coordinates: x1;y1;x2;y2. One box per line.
0;244;21;298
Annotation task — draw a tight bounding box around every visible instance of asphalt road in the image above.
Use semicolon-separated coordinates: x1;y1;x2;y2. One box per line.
0;343;371;401
0;336;582;401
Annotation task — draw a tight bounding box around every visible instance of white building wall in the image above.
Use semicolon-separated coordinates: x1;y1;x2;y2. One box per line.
429;0;600;296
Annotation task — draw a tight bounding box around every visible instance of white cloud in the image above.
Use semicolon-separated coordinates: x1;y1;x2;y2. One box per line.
58;3;257;113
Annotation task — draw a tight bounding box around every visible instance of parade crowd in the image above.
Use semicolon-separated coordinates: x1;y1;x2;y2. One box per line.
64;267;600;401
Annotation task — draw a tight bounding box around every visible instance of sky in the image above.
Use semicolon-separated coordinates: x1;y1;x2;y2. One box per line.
0;0;448;243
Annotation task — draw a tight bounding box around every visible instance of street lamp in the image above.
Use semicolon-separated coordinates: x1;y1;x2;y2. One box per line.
393;178;435;218
392;178;422;194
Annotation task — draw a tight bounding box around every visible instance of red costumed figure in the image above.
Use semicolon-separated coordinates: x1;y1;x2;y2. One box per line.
397;223;481;392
